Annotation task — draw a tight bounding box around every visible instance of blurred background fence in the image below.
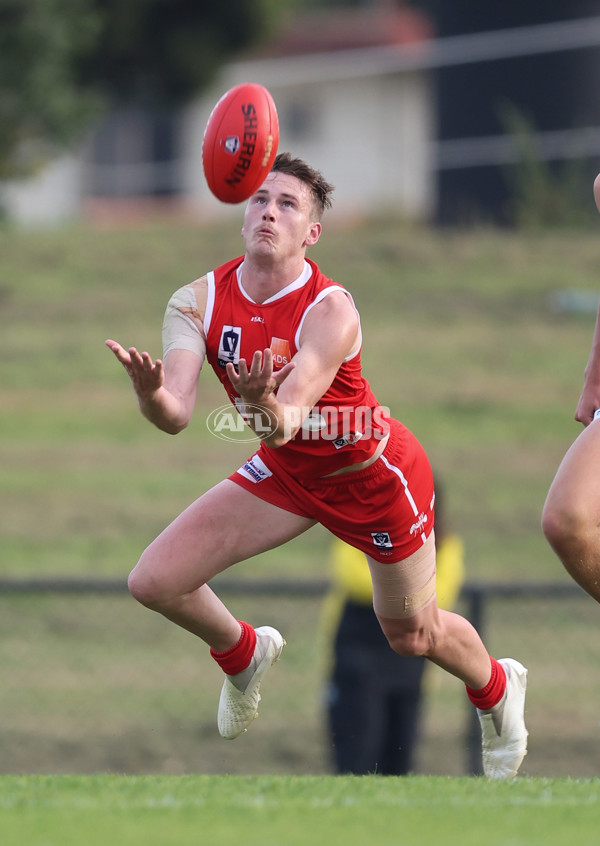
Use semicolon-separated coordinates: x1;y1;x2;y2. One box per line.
0;577;595;778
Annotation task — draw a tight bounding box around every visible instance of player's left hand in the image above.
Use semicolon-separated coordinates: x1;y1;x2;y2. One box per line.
226;348;295;404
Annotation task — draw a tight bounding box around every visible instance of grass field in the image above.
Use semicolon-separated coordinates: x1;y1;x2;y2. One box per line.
2;214;600;780
1;774;599;846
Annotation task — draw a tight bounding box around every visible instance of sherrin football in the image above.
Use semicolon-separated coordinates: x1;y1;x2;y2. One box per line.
202;83;279;204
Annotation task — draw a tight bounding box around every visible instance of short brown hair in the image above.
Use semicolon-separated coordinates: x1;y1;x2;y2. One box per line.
271;152;334;219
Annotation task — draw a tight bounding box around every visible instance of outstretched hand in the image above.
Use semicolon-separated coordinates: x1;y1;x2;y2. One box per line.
226;348;295;405
105;339;164;398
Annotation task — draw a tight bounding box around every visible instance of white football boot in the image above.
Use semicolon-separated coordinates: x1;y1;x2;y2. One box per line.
217;626;286;740
477;657;528;779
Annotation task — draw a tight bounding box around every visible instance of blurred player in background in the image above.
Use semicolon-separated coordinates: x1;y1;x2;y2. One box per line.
542;174;600;605
322;482;465;775
106;152;527;779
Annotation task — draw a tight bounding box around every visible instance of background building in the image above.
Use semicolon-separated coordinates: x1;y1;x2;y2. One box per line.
431;0;600;223
5;2;600;226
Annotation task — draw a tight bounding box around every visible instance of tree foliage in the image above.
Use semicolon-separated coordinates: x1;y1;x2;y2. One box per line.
0;0;101;179
0;0;283;180
81;0;283;105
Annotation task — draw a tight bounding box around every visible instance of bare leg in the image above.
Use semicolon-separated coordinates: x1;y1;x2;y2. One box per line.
367;534;491;689
128;479;316;651
369;537;528;778
377;606;492;689
542;421;600;603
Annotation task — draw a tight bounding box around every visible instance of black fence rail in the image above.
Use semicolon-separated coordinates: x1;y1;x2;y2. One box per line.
0;576;584;604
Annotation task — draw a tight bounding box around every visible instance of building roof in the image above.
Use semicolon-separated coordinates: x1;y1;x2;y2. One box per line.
256;4;433;58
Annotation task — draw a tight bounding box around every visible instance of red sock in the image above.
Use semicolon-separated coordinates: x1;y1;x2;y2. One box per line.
210;621;257;675
466;656;507;710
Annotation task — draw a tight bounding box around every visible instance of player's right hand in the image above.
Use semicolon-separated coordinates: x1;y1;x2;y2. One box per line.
105;339;165;399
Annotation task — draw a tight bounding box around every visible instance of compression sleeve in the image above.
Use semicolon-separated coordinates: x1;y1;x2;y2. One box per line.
162;286;206;361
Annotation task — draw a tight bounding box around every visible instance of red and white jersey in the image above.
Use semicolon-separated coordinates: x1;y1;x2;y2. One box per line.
203;255;390;479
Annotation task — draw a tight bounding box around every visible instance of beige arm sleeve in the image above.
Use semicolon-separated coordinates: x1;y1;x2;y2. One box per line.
162;284;206;363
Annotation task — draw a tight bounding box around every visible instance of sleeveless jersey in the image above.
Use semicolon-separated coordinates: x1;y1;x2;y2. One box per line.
204;255;389;480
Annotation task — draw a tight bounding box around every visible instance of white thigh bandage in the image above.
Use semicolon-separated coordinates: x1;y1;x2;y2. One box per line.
367;532;437;619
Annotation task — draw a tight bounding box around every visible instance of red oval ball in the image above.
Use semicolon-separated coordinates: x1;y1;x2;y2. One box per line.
202;83;279;204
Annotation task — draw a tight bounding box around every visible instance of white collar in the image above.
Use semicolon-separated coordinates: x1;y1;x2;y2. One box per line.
236;260;312;304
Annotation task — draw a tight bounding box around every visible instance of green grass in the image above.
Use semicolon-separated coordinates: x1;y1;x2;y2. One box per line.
1;774;599;846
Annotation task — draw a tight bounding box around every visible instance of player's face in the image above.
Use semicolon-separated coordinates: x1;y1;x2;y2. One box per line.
241;172;321;260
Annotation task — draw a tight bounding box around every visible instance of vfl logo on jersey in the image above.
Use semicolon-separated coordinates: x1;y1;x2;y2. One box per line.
236;454;273;484
270;337;291;368
371;531;393;549
218;325;242;369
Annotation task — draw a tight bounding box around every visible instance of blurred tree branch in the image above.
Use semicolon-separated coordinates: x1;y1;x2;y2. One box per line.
0;0;102;179
0;0;283;180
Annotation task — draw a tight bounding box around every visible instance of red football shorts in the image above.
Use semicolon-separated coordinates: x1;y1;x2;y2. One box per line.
229;417;435;563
